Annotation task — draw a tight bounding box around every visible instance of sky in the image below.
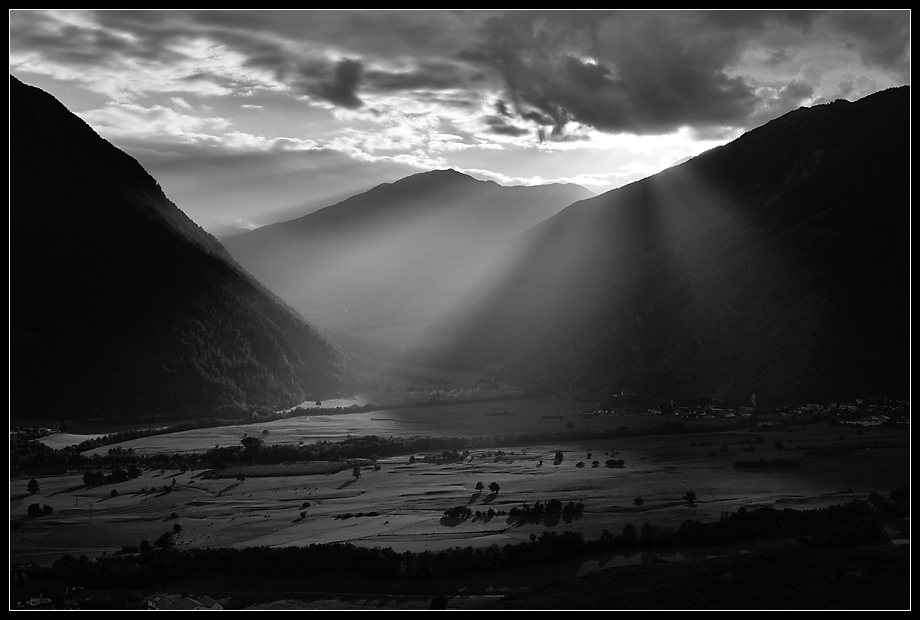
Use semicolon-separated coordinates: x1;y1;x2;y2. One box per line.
9;9;911;232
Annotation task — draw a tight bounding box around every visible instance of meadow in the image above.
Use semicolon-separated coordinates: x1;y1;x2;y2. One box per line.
11;398;910;579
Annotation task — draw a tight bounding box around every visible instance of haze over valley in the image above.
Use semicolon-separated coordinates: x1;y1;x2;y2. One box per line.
9;10;910;610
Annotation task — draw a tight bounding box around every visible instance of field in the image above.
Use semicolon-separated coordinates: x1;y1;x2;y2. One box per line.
10;397;911;608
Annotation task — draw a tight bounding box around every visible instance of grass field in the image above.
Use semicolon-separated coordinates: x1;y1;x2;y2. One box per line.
11;399;910;580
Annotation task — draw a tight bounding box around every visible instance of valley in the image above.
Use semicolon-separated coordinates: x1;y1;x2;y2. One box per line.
9;57;910;610
11;383;910;608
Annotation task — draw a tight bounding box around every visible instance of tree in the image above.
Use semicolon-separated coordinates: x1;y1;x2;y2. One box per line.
241;436;264;454
475;481;484;492
155;531;175;550
684;490;697;506
83;470;104;486
634;497;644;506
353;466;361;480
27;478;40;494
27;503;43;517
488;482;500;494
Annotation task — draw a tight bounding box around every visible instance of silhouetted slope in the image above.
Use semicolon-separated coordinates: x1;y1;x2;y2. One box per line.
439;87;910;406
10;75;353;419
224;169;593;335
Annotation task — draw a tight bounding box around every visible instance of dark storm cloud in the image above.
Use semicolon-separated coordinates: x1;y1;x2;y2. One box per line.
458;10;909;137
484;116;530;137
460;11;763;136
309;58;364;109
11;10;910;140
364;59;484;92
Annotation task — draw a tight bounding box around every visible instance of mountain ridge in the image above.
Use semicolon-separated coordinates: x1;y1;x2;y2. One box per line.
10;74;355;420
223;166;595;337
431;86;910;406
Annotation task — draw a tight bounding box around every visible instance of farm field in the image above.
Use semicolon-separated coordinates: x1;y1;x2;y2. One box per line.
11;398;910;578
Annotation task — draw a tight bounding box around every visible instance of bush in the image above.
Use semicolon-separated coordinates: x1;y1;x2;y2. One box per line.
634;497;644;506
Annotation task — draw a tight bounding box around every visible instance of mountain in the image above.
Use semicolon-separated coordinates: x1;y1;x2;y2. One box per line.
193;215;253;241
433;86;910;406
223;169;593;344
9;75;354;420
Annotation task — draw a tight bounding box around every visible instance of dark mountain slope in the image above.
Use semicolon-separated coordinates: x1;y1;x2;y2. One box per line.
436;86;910;406
10;75;353;420
223;169;593;337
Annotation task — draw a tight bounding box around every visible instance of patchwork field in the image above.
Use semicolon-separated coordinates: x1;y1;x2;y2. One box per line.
11;399;910;576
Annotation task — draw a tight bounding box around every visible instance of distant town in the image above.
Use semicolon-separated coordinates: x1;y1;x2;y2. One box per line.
585;396;910;428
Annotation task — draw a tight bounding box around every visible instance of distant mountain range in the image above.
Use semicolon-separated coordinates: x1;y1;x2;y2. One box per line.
434;86;910;406
223;169;593;338
10;75;354;420
12;73;908;420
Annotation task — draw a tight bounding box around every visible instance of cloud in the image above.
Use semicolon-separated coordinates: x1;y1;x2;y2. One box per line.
309;58;364;109
458;10;910;138
484;115;530;137
10;8;909;175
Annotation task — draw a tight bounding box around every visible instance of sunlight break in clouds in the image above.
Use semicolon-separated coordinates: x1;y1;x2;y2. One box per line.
9;9;910;230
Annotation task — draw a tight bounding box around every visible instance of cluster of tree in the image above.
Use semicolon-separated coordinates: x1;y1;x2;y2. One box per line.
204;434;475;467
27;503;54;517
82;466;143;486
443;506;473;519
508;499;584;523
597;492;902;550
334;512;379;520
